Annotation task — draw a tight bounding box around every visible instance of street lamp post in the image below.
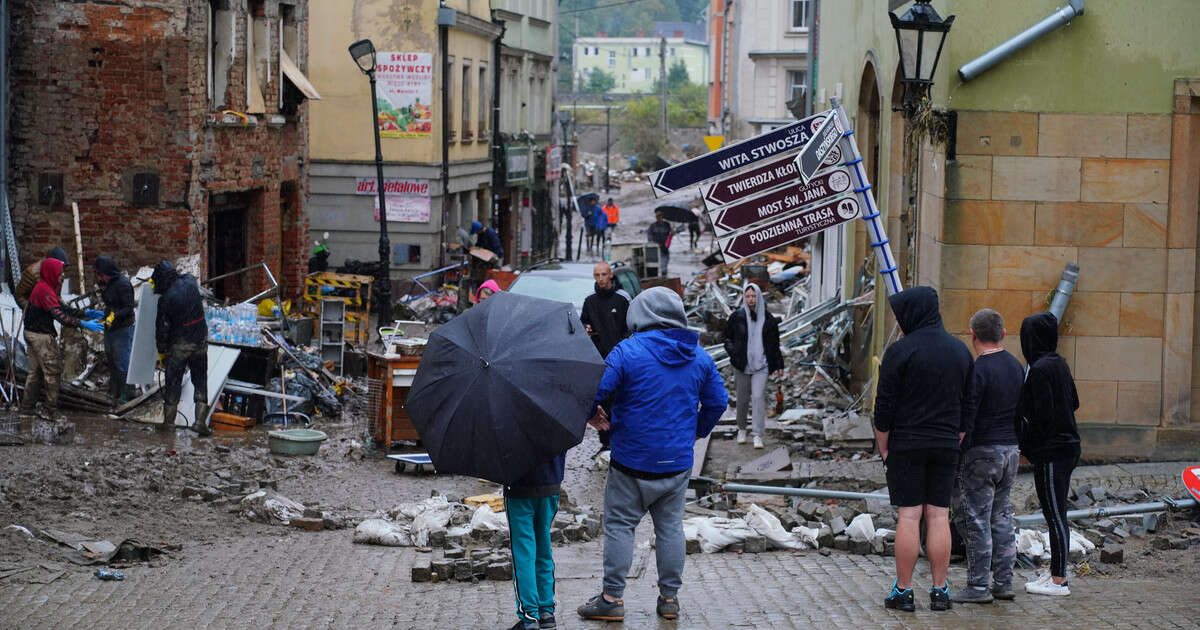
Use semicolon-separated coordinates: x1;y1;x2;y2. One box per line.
349;38;392;338
602;95;614;192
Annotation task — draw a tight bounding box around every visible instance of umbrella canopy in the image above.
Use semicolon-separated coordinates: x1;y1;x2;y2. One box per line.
655;204;699;224
576;194;599;215
405;291;606;485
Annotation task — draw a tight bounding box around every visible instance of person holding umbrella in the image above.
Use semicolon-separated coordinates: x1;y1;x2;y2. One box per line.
577;287;727;622
647;211;672;277
723;283;783;449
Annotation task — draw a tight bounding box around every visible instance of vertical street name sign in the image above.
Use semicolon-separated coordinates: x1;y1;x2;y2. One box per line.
707;167;854;236
648;112;825;197
716;196;861;262
794;111;842;184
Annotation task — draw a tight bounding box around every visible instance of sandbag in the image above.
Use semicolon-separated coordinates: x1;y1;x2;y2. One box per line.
846;513;876;543
238;490;305;525
468;505;509;532
687;516;756;553
353;519;412;547
745;504;808;550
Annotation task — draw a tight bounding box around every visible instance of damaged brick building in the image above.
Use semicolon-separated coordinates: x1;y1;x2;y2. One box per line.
5;0;317;298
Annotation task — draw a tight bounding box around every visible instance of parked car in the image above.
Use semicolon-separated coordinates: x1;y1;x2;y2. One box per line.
506;261;642;311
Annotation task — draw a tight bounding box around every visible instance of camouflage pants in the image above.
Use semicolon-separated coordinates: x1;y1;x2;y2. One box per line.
953;445;1019;589
162;341;207;407
22;332;62;410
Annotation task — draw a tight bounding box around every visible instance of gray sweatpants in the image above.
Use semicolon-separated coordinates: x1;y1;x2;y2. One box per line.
602;466;689;598
734;369;768;435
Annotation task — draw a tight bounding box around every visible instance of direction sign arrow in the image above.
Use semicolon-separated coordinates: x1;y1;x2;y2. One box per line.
701;146;844;211
707;167;854;236
794;111;842;184
717;196;861;262
648;112;826;197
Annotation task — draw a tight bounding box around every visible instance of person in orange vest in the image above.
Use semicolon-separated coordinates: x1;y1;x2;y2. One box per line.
602;198;620;240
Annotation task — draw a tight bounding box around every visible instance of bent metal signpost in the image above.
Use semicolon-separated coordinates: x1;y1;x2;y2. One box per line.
707;167;854;237
646;101;902;295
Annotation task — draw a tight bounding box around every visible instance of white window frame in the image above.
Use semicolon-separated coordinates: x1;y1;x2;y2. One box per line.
788;69;807;106
790;0;811;32
608;50;615;67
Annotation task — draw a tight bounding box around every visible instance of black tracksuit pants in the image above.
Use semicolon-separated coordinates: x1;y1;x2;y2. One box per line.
1033;455;1077;578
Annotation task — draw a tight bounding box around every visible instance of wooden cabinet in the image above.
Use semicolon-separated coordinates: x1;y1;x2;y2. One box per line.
367;352;422;448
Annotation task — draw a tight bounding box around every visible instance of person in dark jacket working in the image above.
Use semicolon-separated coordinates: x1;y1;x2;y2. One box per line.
580;261;631;450
646;212;672;277
577;287;727;623
152;260;210;435
504;450;567;630
15;246;69;310
470;221;504;262
950;308;1024;604
873;286;973;612
21;258;103;421
1016;311;1080;597
723;283;783;449
91;256;136;404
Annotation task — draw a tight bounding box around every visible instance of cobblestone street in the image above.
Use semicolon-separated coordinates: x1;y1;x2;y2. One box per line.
2;526;1197;629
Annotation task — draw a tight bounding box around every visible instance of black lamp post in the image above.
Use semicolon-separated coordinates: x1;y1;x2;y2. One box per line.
889;0;954;111
602;95;614;192
349;38;392;337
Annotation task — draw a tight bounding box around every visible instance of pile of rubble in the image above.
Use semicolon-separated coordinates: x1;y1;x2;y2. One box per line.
348;492;601;584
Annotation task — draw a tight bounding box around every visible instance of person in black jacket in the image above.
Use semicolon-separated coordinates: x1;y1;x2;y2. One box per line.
873;286;972;612
950;308;1024;604
1016;311;1080;597
646;212;672;277
723;283;783;449
152;260;210;435
503;451;566;630
580;261;631;450
92;256;136;404
470;221;505;262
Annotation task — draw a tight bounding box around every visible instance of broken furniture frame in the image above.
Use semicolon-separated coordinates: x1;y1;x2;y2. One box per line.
400;261;467;303
301;271;372;346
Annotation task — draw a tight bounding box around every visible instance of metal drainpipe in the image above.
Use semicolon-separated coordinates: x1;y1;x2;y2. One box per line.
958;0;1084;82
438;13;451;270
1014;497;1197;528
720;0;732;137
1048;262;1079;321
805;0;817;117
491;18;505;230
0;0;14;288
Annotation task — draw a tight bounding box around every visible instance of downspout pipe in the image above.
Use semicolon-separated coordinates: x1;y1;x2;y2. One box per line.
1048;262;1079;322
1014;497;1198;528
958;0;1084;82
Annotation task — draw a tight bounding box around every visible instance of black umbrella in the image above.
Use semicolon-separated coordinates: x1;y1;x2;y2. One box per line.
405;291;605;485
655;204;699;224
577;194;599;216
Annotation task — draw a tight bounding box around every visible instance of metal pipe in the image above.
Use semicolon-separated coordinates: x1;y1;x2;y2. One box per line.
1014;497;1197;528
958;0;1084;82
721;482;889;502
1047;261;1078;322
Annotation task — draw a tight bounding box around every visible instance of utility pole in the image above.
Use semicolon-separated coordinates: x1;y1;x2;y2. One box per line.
659;35;668;144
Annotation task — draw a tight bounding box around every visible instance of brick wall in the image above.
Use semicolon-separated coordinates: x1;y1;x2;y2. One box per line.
942;110;1178;431
7;0;310;297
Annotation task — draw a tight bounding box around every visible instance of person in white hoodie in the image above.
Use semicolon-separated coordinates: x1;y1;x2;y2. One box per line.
722;284;783;449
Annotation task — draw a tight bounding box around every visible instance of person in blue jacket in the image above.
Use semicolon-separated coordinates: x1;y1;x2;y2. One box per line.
470;221;504;262
577;287;727;623
589;202;608;253
504;450;566;630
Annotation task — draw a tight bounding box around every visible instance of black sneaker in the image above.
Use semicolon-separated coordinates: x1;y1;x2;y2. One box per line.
991;583;1015;600
507;620;538;630
577;594;624;621
656;594;680;619
950;586;993;604
884;581;915;612
538;612;556;629
930;581;952;611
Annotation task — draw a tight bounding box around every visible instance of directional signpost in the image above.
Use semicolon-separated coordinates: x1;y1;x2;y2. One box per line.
648;112;826;197
794;111;842;184
717;196;861;261
699;145;842;209
707;167;854;237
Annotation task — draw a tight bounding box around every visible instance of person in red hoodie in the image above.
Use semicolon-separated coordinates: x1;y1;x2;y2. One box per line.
22;258;103;421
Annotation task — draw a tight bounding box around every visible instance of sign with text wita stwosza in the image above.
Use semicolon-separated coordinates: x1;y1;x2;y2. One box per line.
794;111;842;184
716;196;861;261
707;167;854;237
648;112;826;197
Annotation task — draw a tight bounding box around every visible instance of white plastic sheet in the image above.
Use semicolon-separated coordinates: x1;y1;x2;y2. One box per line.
846;513;876;543
745;504;808;550
353;519;412;547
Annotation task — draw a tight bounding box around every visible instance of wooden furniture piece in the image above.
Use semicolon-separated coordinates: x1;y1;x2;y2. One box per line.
302;272;373;345
367;351;422;449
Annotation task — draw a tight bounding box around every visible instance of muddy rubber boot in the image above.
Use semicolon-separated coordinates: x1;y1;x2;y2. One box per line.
193;402;212;436
162;403;178;430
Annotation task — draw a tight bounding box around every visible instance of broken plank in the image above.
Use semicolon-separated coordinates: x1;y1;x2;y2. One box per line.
691;434;710;478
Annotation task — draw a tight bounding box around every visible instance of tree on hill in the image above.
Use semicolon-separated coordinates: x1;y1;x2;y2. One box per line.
581;69;616;94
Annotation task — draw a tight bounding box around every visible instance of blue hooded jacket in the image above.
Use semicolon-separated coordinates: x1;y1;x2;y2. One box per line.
595;328;728;474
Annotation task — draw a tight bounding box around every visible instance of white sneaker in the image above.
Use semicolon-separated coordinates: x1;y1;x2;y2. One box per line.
1025;578;1070;596
736;429;747;444
752;435;764;449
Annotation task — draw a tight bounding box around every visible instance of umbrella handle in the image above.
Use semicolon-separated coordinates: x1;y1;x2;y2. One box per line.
567;310;575;334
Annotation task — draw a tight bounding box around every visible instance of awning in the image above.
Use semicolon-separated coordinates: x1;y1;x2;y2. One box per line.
280;49;321;100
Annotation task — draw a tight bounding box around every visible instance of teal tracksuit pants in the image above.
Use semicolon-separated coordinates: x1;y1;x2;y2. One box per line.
505;495;559;624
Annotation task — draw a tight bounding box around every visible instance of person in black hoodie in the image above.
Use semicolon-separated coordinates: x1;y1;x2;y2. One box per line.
92;256;136;404
152;260;210;435
1016;311;1080;597
723;283;783;448
580;261;631;451
504;451;566;630
873;286;973;612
